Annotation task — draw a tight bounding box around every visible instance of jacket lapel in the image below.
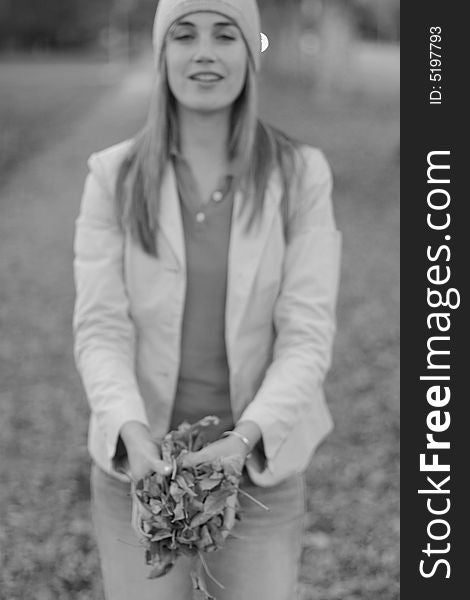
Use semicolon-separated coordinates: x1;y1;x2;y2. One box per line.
226;170;282;350
158;160;186;270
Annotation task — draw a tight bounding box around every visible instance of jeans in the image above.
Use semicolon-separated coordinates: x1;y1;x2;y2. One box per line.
90;463;306;600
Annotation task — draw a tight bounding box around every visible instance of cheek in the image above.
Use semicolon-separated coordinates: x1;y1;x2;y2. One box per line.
227;51;248;86
165;54;186;91
232;61;248;92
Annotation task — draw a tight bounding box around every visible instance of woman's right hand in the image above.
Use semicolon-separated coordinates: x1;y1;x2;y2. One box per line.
119;421;172;481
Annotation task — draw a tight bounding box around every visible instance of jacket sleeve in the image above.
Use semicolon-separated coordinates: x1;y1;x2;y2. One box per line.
73;152;150;461
239;147;342;476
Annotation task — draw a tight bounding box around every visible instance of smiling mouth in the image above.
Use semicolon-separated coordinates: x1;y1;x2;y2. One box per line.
189;73;223;82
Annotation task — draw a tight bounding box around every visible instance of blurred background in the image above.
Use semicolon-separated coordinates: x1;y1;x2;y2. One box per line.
0;1;399;598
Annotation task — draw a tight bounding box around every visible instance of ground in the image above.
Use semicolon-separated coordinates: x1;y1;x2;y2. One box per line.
0;46;399;599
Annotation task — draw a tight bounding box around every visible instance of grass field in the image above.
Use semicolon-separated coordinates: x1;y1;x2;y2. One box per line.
259;66;400;599
0;56;115;184
0;48;399;599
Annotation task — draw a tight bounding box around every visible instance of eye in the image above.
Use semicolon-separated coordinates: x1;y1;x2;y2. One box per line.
214;24;239;41
174;33;194;41
169;25;195;41
217;34;236;41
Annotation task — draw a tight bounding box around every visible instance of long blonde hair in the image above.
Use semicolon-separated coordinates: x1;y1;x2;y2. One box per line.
115;43;306;256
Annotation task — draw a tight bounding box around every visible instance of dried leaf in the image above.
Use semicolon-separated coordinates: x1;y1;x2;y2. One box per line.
149;478;163;497
203;489;233;518
189;511;212;529
172;502;186;521
151;529;172;542
136;416;243;587
149;499;163;515
134;497;154;520
177;526;199;544
147;559;174;579
197;525;213;550
198;476;222;492
149;514;171;529
207;520;224;549
176;474;197;497
188;498;204;515
169;481;185;502
181;470;195;485
179;544;198;557
210;514;223;528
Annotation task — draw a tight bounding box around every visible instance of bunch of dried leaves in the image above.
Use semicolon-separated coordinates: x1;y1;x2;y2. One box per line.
132;416;244;599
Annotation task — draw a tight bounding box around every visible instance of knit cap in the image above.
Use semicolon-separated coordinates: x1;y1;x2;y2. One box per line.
152;0;262;71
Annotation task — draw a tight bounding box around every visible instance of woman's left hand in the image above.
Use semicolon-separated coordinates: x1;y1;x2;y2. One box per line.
182;435;248;540
182;420;262;468
181;434;249;468
182;422;261;539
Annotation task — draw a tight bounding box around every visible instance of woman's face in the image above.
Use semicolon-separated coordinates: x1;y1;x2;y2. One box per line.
165;12;248;115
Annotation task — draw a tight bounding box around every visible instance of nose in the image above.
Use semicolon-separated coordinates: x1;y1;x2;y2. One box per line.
192;35;216;63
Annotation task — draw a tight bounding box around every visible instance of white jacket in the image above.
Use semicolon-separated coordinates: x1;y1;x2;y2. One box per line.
73;139;342;487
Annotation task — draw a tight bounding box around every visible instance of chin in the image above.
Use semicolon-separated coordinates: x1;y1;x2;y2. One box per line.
182;99;233;114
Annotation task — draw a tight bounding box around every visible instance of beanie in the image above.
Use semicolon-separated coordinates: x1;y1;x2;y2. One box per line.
152;0;262;71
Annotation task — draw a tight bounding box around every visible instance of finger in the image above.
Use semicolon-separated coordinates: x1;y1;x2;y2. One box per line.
115;458;132;480
181;450;207;468
222;506;236;540
151;459;173;476
222;494;237;539
130;460;172;482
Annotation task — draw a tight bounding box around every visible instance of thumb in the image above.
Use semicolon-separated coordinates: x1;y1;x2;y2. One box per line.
151;458;173;477
181;449;208;468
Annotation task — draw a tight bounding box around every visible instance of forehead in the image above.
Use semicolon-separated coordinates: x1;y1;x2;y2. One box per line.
172;11;237;28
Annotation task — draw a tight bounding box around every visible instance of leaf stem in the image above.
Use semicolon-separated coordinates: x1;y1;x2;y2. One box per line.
117;538;146;549
198;551;226;590
223;529;246;540
237;488;270;511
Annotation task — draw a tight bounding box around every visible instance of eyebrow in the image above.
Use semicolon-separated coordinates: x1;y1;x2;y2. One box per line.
174;20;236;28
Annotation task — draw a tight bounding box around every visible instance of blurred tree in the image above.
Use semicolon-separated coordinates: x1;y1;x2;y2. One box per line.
257;0;355;94
258;0;303;76
350;0;400;41
0;0;112;50
256;0;398;96
315;1;355;95
128;0;159;36
0;0;399;52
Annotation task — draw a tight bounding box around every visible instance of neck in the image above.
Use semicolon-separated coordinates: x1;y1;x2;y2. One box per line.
177;107;231;166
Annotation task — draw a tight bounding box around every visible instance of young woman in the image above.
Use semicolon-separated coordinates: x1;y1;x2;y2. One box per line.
73;0;342;598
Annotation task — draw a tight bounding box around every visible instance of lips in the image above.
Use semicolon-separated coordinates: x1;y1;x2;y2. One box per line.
189;72;223;82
